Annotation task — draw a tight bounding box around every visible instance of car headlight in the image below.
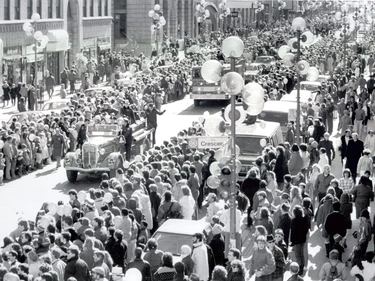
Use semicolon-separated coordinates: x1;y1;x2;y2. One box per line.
99;148;105;155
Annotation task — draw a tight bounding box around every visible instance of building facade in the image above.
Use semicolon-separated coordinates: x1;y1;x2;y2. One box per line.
0;0;112;88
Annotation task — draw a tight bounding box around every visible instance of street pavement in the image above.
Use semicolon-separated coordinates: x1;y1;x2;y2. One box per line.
0;96;374;281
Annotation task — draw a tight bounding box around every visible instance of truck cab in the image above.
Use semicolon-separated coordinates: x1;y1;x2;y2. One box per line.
235;121;283;182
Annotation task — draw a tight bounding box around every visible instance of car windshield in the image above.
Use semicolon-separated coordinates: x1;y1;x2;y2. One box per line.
300;84;320;92
153;232;192;256
236;136;263;154
255;57;273;63
43;102;67;110
259;110;288;127
248;65;259;71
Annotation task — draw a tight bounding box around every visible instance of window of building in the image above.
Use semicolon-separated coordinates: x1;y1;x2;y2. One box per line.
48;0;53;18
114;0;127;9
90;0;94;16
56;0;61;18
4;0;10;20
98;0;102;16
37;0;42;16
14;0;21;19
83;0;87;17
104;0;108;16
27;0;33;19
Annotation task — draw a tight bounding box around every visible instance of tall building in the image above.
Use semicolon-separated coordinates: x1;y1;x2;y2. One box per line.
0;0;112;86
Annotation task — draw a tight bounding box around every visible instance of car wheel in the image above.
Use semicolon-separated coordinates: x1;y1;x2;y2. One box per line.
67;170;78;183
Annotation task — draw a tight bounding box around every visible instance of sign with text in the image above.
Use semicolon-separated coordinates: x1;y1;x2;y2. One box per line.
227;0;255;8
188;136;229;149
231;11;239;17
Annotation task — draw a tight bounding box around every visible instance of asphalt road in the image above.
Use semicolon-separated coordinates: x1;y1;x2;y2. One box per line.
0;96;373;281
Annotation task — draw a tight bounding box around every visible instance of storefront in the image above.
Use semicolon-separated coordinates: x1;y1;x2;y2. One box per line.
82;38;97;62
2;46;24;85
97;37;111;62
25;45;45;86
46;30;70;84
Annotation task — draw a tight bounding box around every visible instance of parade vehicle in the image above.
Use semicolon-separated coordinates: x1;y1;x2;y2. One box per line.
299;81;322;92
258;100;304;138
235;121;283;182
41;99;71;114
5;112;46;126
84;86;113;98
244;64;264;83
64;120;153;183
254;56;276;71
317;75;331;83
191;63;245;106
145;219;210;263
280;89;317;104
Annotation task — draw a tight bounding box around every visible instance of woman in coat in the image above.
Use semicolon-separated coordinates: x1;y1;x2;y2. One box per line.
2;81;10;107
351;176;374;219
51;127;65;168
118;118;133;161
288;144;303;176
274;146;289;190
77;123;88;149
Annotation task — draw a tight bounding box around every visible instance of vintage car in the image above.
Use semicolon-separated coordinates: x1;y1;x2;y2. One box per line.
64;120;153;183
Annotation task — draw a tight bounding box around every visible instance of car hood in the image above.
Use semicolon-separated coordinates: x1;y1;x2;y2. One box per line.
87;136;115;146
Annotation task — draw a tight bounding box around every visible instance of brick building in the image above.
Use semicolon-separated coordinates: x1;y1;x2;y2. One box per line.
0;0;112;87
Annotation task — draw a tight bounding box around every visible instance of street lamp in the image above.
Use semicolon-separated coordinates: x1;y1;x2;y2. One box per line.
278;18;314;144
148;5;166;56
23;13;49;110
201;37;265;251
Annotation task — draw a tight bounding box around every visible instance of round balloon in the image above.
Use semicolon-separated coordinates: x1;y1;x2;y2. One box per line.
209;161;221;176
277;45;290;59
57;206;64;216
260;138;267;147
307;67;320;82
235;159;242;174
203;115;226;136
222;36;244;58
224;104;247;125
259;121;267;129
206;175;221;189
47;202;58;215
203;111;210;117
214;149;224;161
39;216;50;229
287;38;297;50
124;268;142;281
219;155;231;166
221;72;244;95
77;191;87;203
282;53;295;67
123;161;130;169
201;60;223;83
296;60;310;75
63;205;72;216
242;82;265;106
0;140;4;149
104;192;114;203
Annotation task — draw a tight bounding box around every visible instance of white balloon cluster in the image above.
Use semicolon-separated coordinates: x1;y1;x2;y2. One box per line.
23;16;49;50
148;4;166;33
218;0;231;19
195;0;210;23
306;0;322;11
278;0;286;10
254;1;265;14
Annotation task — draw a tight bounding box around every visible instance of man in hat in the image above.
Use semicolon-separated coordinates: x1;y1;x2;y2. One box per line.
249;235;276;281
64;245;90;281
91;267;108;281
267;235;286;281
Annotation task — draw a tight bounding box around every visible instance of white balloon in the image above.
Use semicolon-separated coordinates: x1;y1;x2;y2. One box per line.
204;115;226;136
124;268;142;281
201;60;223;83
260;138;267;147
0;140;4;149
278;45;290;59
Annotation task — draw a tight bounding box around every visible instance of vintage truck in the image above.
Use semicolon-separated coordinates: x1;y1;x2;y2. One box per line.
64;120;153;183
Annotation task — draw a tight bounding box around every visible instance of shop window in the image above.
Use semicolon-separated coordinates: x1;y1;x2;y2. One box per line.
4;0;10;20
14;0;21;20
98;0;102;16
83;0;87;17
90;0;94;16
56;0;61;18
37;0;42;16
104;0;108;16
48;0;53;18
27;0;33;19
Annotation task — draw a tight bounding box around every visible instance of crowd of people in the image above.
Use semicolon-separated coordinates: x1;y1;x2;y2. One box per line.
2;9;375;281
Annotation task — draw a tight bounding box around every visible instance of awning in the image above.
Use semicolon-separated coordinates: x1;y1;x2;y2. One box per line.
98;43;111;51
46;29;70;52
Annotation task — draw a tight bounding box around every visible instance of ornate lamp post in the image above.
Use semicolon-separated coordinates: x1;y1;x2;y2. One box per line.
148;5;166;56
22;13;49;109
